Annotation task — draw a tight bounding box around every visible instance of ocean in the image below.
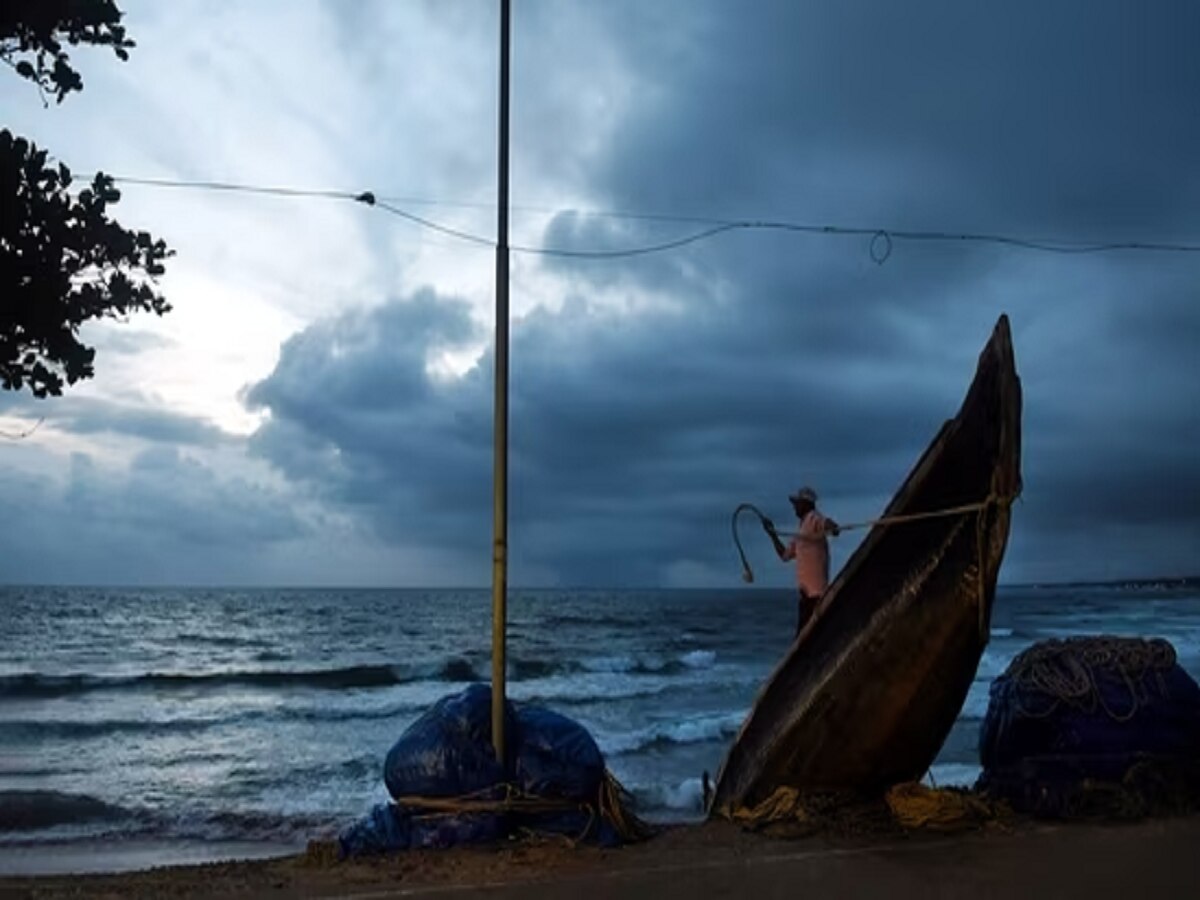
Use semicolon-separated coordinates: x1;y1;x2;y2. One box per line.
2;583;1199;873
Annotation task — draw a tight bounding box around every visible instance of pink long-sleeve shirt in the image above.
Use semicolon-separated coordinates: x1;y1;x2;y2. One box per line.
782;510;832;598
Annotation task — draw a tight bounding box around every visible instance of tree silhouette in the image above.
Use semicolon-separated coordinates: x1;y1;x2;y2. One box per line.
1;0;171;397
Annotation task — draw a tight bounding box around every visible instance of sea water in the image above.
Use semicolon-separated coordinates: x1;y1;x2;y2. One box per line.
1;583;1198;871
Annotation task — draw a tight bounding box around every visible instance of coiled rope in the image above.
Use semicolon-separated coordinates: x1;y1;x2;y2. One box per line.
1004;636;1177;723
731;503;769;583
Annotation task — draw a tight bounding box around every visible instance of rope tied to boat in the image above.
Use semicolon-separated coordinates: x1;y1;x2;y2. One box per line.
731;493;1012;585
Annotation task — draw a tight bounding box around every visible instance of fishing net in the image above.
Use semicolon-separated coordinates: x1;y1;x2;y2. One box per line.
884;782;1006;832
728;782;1007;836
978;636;1200;818
730;786;892;838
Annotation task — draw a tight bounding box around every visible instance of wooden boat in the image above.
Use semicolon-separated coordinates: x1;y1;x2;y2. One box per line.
710;314;1023;817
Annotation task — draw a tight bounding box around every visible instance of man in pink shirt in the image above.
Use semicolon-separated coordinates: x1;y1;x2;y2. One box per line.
763;486;840;635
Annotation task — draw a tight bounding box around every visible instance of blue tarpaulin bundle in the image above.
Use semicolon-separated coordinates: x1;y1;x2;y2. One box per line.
339;684;637;857
977;636;1200;817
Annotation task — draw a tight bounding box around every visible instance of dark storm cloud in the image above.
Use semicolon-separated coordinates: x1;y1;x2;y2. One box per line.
0;396;231;447
245;0;1200;585
7;1;1193;586
61;399;231;446
244;290;501;582
578;0;1200;237
246;288;992;586
521;0;1200;582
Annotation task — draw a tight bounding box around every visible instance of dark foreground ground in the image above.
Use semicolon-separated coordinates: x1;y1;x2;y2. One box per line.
2;816;1199;899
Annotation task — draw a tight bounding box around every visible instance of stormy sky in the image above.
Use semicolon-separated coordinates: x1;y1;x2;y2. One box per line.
1;0;1197;587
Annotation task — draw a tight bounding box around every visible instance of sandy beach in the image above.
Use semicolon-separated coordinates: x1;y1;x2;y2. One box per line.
2;816;1198;899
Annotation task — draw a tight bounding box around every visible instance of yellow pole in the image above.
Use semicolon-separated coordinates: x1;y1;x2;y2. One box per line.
491;0;511;764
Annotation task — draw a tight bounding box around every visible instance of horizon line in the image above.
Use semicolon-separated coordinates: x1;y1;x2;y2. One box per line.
1;575;1197;593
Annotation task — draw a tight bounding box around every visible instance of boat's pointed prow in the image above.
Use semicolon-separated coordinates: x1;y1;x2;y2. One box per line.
995;312;1012;341
989;314;1015;371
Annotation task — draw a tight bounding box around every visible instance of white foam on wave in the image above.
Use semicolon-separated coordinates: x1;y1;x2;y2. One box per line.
926;762;981;787
578;649;718;675
681;650;717;669
961;681;992;720
580;656;639;673
630;777;705;817
509;671;678;705
597;711;744;756
1167;633;1200;667
366;655;759;716
975;648;1015;682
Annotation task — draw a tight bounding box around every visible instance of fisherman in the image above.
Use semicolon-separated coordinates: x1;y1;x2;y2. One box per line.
762;486;840;635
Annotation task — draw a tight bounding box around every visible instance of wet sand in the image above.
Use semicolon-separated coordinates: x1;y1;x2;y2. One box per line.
2;817;1198;899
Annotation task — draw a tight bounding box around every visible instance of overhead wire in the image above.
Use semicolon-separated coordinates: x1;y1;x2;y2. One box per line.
101;174;1200;262
107;175;358;202
371;197;495;248
0;417;44;440
515;222;745;259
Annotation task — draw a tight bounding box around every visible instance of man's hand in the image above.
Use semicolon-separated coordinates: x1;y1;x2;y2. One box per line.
761;517;776;535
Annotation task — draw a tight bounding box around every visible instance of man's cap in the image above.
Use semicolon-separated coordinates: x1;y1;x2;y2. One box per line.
789;486;818;504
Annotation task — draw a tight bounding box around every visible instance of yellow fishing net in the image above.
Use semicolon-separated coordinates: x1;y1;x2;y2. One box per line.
728;782;1007;835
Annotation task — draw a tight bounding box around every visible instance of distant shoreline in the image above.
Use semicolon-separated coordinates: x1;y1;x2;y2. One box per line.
1017;575;1200;591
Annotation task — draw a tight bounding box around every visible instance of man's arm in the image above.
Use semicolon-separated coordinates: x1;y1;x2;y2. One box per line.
762;518;793;560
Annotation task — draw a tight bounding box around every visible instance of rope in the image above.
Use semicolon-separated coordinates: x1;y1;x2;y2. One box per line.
731;494;1008;583
392;770;652;844
975;494;989;639
731;503;768;583
1004;636;1177;723
816;498;996;535
396;784;570;815
598;770;656;842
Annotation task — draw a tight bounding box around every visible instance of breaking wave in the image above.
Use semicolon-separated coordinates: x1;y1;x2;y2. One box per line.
599;712;745;756
0;789;336;847
0;648;721;703
630;778;706;818
0;665;411;699
0;790;133;833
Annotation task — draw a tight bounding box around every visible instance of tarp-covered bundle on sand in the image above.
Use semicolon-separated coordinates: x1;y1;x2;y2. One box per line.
978;635;1200;818
339;684;649;857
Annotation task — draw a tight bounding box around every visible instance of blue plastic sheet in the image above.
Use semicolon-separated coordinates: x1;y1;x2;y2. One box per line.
383;684;511;800
338;802;411;856
409;811;506;850
513;705;605;800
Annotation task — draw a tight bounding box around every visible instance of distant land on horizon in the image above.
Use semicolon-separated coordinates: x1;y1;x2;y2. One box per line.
1019;575;1200;591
